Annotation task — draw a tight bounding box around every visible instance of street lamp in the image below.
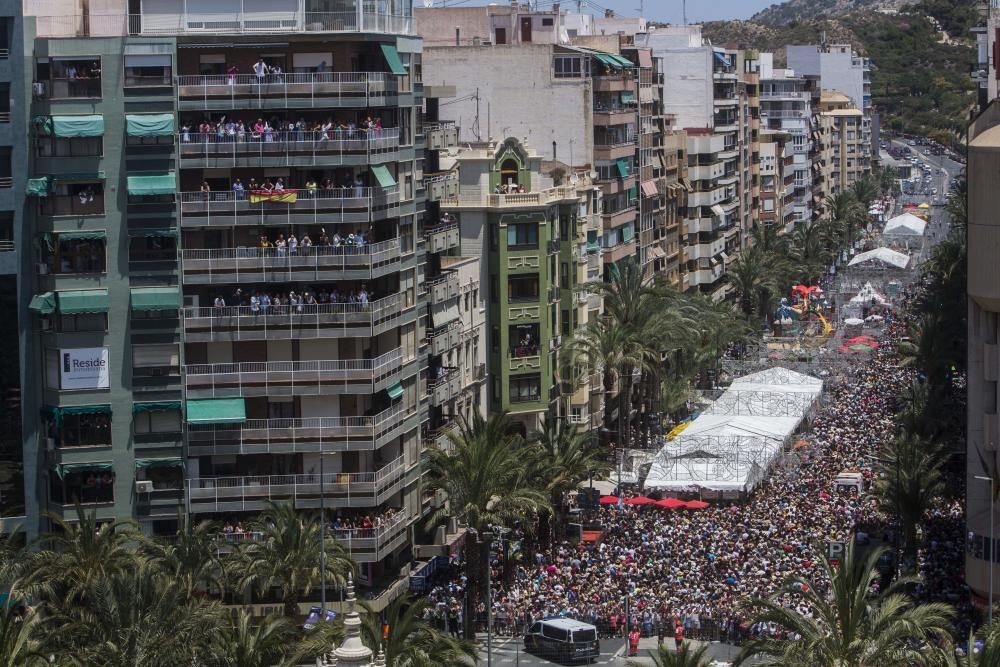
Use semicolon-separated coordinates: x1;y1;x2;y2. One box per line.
975;474;995;625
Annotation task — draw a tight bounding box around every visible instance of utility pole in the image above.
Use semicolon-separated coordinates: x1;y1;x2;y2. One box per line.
682;0;687;27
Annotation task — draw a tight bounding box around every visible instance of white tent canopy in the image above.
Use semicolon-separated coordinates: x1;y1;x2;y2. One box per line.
849;282;889;305
884;213;927;236
848;247;910;270
645;367;822;492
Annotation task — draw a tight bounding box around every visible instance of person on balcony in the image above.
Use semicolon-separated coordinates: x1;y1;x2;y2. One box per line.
227;63;238;85
253;58;267;84
232;178;244;199
200;181;211;201
287;232;298;255
305;178;318;198
181;124;191;143
353;175;364;198
273;177;285;193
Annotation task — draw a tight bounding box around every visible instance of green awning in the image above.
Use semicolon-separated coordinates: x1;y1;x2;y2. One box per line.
127;173;176;196
594;53;621;70
52;115;105;138
57;289;110;315
386;382;404;400
135;458;184;469
627;185;637;201
128;227;178;238
616;159;630;178
26;177;51;197
130;287;180;312
186;398;246;425
621;90;635;104
126;113;176;137
33;116;54;136
29;292;57;315
622;224;634;243
43;404;112;427
57;230;106;241
609;54;633;68
133;401;182;414
54;462;114;479
380;44;407;75
371;164;397;188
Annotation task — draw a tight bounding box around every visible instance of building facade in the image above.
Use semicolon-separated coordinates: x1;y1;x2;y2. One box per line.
819;91;867;193
758;130;796;232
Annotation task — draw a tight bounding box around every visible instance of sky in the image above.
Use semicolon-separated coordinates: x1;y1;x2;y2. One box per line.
432;0;788;24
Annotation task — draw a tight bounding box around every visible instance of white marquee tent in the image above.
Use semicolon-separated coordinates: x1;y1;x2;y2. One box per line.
847;247;911;270
883;212;927;237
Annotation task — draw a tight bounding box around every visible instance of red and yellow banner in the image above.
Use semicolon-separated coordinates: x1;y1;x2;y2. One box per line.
249;190;297;204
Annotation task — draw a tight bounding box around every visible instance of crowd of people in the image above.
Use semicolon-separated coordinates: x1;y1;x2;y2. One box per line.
181;114;387;144
424;284;971;645
209;282;377;313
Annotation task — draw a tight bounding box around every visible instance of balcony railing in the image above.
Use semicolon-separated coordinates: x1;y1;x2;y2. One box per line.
178;128;400;165
332;510;410;562
179;187;400;226
186;454;407;513
442;186;577;209
38;194;105;217
183;348;403;397
424;222;460;253
426;272;460;305
180;239;401;283
176;72;399;108
428;370;463;406
182;294;405;341
187;403;415;455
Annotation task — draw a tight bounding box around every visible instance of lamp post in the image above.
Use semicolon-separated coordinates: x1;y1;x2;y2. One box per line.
975;474;995;625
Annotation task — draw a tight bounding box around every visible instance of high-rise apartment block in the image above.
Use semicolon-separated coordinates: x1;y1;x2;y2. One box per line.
819;91;867;193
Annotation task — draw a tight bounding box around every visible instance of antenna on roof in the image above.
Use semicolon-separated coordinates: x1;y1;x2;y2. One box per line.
683;0;687;26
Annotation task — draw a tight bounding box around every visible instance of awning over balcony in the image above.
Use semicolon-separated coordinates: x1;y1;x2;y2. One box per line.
26;177;51;197
649;246;666;259
128;227;178;238
58;230;106;241
380;44;407;75
130;287;180;312
58;289;110;315
371;164;397;188
54;462;114;479
386;381;404;400
593;53;622;70
713;51;730;67
621;224;634;242
29;292;57;315
637;50;653;68
640;180;659;198
42;404;112;427
51;115;105;138
133;402;182;413
615;159;630;178
711;204;726;218
609;54;633;68
126;113;176;137
127;173;176;196
135;458;184;469
186;398;246;425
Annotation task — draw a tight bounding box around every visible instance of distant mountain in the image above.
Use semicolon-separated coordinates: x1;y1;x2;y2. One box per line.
751;0;909;26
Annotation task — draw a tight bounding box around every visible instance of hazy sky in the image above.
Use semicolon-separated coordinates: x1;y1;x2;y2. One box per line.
433;0;788;24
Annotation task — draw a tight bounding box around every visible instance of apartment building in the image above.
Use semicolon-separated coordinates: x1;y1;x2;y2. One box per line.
440;138;601;436
787;43;873;174
758;130;796;233
819;91;867;193
758;54;815;224
19;0;442;589
414;1;565;48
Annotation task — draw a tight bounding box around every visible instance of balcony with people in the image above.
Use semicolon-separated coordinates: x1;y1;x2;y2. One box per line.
179;221;402;283
178;111;402;167
509;323;541;372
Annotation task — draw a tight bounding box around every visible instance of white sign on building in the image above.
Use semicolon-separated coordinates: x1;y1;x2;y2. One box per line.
59;347;110;390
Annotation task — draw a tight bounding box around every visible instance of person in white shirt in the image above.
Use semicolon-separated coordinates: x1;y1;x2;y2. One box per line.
287;233;298;255
253;59;267;83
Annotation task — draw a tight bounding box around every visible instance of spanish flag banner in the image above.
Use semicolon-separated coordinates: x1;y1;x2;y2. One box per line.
249;191;298;204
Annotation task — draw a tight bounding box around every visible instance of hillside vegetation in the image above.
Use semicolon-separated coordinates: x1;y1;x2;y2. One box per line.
703;0;979;145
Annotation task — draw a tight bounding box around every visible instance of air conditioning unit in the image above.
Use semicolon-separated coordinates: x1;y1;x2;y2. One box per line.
135;480;154;493
32;82;48;98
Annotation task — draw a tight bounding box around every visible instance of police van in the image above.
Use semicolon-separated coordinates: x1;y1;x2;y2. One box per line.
524;617;600;662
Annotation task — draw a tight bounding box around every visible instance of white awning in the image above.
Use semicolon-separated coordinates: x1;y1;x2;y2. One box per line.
848;247;910;269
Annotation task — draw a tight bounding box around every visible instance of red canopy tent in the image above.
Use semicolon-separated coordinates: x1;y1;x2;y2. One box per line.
684;500;710;509
598;495;620;505
654;498;687;509
624;496;656;506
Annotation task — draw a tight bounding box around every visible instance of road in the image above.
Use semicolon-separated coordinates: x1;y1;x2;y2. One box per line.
477;635;746;666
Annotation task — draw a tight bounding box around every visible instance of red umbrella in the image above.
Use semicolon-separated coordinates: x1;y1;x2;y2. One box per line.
624;496;656;506
598;495;620;505
684;500;710;509
655;498;687;509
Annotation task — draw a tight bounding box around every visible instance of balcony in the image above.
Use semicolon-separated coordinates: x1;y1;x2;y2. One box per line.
509;349;541;372
428;370;463;407
186;454;408;514
602;206;636;229
179;188;400;227
181;294;407;342
333;510;410;563
175;72;401;110
424;222;460;253
178;129;401;168
594;142;635;161
593;107;635;125
423;172;459;202
183;348;403;398
426;272;460;305
442;186;578;210
425;121;459;150
429;322;462;356
180;239;401;284
186;403;416;456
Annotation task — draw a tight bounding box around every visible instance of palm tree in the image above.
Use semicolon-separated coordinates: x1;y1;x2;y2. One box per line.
424;412;547;638
0;602;48;667
824;191;863;249
897;311;960;390
735;542;954;667
207;610;299;667
360;593;478;667
788;219;831;284
876;435;948;564
26;507;140;603
530;418;611;545
235;502;355;618
946;178;967;233
851;174;880;211
726;245;780;322
139;512;227;598
628;642;713;667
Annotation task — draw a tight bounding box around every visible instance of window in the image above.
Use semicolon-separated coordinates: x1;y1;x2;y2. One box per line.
506;223;539;249
554;56;586;78
135;464;183;490
45;411;111;448
49;469;114;504
56;312;108;333
124;54;172;87
132;344;180;377
129;235;177;262
510;323;540;356
509;375;541;403
39;181;105;217
542;17;554;26
0;212;11;251
39;57;102;99
134;408;182;435
45;236;106;274
37;135;102;157
761;175;775;192
763;199;775;212
507;274;539;302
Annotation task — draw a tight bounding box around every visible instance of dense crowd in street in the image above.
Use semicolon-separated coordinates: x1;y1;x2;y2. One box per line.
425;285;971;643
